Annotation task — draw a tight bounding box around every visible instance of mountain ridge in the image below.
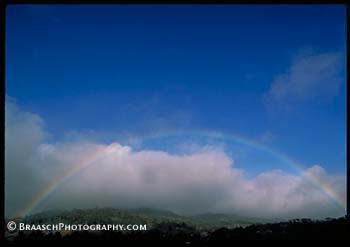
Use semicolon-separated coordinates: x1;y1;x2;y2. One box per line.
11;207;271;230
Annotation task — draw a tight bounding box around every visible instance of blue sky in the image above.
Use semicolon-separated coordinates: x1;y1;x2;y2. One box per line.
6;4;346;176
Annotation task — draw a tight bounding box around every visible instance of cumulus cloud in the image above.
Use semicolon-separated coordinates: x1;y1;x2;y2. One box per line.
265;50;344;106
5;101;345;219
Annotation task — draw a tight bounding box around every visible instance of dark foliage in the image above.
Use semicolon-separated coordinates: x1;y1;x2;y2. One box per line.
4;217;349;247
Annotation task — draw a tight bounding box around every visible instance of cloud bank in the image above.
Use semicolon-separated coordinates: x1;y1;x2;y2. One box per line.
5;100;345;219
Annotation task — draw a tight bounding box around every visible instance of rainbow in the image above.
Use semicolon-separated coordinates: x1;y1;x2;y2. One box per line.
16;130;346;217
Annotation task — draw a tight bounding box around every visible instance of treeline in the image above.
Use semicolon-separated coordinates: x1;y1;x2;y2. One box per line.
5;217;349;246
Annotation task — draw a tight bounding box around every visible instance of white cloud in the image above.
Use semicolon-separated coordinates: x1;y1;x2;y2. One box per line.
5;101;345;219
266;50;343;106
